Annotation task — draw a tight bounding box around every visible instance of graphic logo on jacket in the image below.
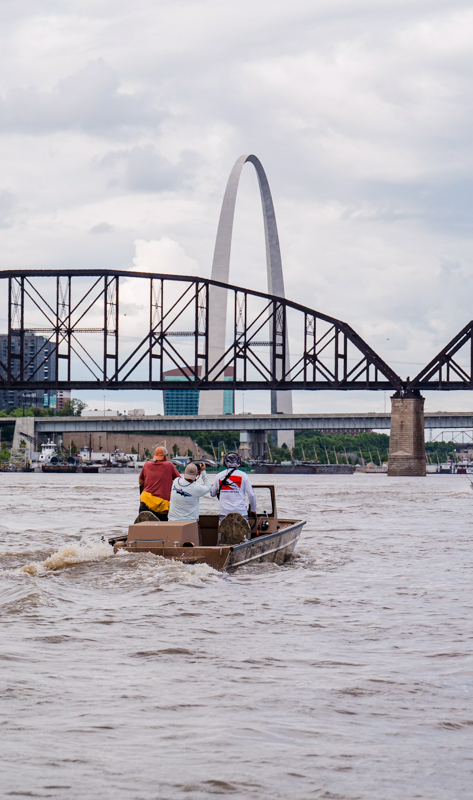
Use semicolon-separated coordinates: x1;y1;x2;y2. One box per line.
219;475;242;491
173;485;192;497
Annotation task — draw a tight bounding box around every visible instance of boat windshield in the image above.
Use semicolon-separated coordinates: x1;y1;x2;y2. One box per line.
253;487;274;517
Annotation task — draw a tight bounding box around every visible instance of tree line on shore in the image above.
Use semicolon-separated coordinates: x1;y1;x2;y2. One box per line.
187;430;458;465
0;399;86;420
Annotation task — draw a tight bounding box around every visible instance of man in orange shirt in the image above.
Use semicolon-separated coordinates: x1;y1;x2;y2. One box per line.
138;446;180;521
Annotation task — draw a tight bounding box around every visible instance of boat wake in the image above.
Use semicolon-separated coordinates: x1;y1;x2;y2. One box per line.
106;552;223;590
17;538;221;587
19;537;114;577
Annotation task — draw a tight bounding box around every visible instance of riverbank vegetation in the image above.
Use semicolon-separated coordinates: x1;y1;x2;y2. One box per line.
189;430;459;464
0;399;87;418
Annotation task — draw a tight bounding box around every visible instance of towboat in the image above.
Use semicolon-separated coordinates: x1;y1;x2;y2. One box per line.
108;484;305;571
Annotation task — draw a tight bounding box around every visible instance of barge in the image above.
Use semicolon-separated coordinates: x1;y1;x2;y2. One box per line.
253;462;355;475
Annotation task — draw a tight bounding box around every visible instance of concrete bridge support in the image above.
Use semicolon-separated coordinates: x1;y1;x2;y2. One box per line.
388;393;426;476
12;417;36;460
239;430;268;461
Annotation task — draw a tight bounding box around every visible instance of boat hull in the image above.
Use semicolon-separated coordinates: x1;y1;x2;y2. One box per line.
226;521;304;570
42;464;100;473
111;519;305;572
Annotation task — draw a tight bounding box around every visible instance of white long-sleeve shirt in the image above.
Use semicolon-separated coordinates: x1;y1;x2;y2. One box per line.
168;471;213;522
210;469;257;518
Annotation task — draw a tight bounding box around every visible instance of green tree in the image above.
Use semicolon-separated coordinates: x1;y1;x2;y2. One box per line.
9;407;34;417
425;440;456;461
292;430;391;465
173;431;240;454
0;406;53;417
0;424;14;443
57;399;87;417
30;406;54;417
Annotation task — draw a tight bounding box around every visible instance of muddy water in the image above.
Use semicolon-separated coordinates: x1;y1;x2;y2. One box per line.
1;473;472;799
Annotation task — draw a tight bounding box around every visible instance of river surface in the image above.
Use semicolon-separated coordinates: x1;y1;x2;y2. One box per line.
1;473;472;800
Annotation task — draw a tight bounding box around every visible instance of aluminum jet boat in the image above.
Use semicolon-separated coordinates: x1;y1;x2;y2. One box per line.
108;484;305;571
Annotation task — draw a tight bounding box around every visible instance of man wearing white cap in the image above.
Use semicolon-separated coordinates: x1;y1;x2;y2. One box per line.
168;462;213;522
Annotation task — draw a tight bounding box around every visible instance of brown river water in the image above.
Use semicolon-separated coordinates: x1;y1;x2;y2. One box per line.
1;473;472;800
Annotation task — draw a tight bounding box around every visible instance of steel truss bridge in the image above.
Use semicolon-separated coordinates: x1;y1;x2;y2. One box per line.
0;268;472;395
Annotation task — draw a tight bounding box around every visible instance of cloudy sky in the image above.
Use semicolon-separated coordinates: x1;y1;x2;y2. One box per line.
1;0;472;415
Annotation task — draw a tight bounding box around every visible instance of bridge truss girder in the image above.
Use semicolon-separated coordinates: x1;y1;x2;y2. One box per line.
0;269;402;393
408;320;473;392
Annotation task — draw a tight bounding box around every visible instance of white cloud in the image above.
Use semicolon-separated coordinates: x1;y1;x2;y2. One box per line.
96;145;199;192
89;221;115;234
133;237;199;275
0;59;162;134
0;189;17;228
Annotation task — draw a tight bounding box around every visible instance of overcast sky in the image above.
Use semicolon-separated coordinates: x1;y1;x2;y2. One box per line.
1;0;472;414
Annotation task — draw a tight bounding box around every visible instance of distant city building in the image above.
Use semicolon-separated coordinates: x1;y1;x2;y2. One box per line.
0;334;70;412
163;366;234;416
164;367;200;416
56;389;71;411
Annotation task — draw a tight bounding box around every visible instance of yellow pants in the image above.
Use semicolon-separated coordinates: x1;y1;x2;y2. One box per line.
140;491;170;514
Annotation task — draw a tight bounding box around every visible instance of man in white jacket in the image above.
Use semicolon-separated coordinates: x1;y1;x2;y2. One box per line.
211;452;257;525
168;462;213;522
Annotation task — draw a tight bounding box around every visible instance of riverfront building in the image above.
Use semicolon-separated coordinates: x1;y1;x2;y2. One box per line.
163;366;234;416
0;334;70;412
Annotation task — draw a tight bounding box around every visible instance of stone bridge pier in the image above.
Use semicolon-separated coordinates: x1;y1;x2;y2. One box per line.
388;392;426;476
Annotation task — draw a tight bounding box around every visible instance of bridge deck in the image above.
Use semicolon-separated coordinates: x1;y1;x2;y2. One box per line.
1;412;472;432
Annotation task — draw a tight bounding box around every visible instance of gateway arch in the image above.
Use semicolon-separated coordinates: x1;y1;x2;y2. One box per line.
199;154;294;448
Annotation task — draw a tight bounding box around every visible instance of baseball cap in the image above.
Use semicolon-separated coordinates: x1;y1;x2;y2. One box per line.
184;463;199;481
154;446;168;461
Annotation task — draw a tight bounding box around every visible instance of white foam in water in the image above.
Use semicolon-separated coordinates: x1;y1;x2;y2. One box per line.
20;538;114;577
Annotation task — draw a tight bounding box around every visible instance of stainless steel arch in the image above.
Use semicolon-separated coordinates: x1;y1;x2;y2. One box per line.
200;155;293;432
212;154;285;296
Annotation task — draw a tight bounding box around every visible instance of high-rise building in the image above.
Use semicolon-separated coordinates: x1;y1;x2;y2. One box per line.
163;366;234;416
56;389;71;411
0;334;69;412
